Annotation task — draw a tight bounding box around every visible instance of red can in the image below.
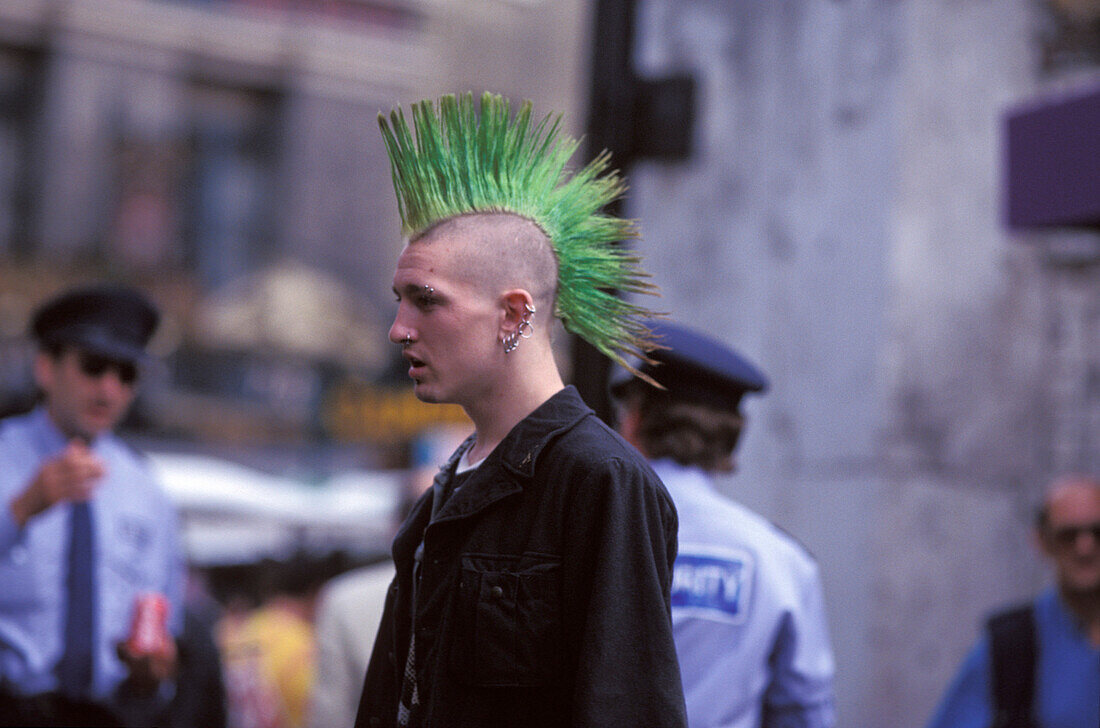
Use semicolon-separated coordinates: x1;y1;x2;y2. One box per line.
127;592;170;656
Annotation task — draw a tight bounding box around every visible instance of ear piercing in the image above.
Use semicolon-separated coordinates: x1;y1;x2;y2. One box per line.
502;303;536;353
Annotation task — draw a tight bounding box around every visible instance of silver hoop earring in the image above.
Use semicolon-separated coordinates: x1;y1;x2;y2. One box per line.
502;303;536;354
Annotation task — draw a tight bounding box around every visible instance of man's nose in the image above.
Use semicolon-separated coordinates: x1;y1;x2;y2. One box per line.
1074;529;1099;552
94;369;131;393
389;316;410;345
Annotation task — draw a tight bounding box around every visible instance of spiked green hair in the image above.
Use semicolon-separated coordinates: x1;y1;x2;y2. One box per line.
378;91;661;376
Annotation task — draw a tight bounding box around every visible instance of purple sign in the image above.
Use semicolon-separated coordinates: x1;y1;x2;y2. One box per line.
1005;76;1100;229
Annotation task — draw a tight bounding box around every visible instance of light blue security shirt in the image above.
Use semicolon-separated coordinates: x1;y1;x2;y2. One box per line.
653;459;836;728
925;587;1100;728
0;407;184;702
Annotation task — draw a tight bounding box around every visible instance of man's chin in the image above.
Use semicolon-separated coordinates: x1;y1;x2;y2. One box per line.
1061;572;1100;597
412;383;442;404
79;413;121;439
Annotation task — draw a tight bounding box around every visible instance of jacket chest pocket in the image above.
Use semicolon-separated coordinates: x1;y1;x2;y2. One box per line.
451;553;562;687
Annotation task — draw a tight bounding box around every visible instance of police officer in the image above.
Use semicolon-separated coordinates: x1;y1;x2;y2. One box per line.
614;320;837;728
0;284;183;727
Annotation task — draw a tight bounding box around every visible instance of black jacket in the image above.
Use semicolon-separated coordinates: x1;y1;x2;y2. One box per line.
355;386;687;728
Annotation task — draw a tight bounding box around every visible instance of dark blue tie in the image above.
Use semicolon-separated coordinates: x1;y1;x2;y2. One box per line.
57;500;95;697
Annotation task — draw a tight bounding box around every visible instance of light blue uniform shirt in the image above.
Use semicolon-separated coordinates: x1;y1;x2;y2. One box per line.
926;587;1100;728
0;407;184;703
653;459;836;728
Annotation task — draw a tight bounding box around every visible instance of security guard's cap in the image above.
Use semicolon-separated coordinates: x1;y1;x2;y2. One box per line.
613;320;768;412
31;285;159;364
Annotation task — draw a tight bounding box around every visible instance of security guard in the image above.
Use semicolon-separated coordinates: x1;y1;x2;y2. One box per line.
0;284;183;727
614;320;836;728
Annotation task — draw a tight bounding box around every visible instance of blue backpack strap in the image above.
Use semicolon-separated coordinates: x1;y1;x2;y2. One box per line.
985;604;1038;728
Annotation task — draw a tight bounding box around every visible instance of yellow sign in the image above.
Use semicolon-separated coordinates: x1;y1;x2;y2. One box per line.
323;382;470;443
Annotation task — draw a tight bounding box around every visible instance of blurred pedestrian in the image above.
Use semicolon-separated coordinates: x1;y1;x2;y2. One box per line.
167;566;228;728
0;284;184;727
613;320;837;728
355;91;686;728
310;427;464;728
926;474;1100;728
220;555;330;728
309;559;394;728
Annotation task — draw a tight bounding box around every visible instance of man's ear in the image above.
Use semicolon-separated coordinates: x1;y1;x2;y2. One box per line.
500;289;535;331
33;351;55;391
617;402;643;451
1033;527;1054;559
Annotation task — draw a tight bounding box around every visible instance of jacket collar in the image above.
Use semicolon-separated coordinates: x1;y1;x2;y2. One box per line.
418;386;593;525
492;385;592;479
28;405;112;456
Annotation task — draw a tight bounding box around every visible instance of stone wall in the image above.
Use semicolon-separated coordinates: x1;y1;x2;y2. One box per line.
628;0;1099;725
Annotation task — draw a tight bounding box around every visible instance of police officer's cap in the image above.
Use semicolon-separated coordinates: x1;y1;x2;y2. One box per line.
31;284;159;364
615;320;768;412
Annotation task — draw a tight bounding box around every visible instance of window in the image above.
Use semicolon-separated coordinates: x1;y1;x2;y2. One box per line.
0;47;42;258
183;82;282;287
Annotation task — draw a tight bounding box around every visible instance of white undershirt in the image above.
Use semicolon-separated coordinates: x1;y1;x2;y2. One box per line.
456;448;486;474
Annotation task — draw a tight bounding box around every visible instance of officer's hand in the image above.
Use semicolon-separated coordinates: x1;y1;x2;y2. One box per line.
9;440;105;525
117;637;178;694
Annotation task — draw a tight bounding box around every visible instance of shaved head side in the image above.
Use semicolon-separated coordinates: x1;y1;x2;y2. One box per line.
1036;474;1100;529
413;213;559;316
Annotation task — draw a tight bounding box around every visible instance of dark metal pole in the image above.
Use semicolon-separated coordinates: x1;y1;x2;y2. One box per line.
573;0;638;424
573;0;696;423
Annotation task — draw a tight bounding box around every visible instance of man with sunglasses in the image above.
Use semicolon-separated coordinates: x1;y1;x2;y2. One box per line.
926;474;1100;728
0;284;184;727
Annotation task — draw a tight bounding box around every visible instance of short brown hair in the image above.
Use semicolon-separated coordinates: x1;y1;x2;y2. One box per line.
622;382;745;472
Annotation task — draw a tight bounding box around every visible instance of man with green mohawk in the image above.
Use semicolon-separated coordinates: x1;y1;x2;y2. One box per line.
355;92;687;728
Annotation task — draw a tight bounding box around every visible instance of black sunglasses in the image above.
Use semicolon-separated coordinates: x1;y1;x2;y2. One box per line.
76;352;139;386
1048;522;1100;549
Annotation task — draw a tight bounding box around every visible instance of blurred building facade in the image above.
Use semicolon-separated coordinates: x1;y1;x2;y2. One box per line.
0;0;588;465
627;0;1099;726
2;0;1098;725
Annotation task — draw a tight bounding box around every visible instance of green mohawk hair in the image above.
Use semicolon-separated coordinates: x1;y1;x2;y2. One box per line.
378;91;662;379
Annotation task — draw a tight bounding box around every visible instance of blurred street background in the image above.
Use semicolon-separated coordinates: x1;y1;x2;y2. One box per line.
0;0;1097;725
